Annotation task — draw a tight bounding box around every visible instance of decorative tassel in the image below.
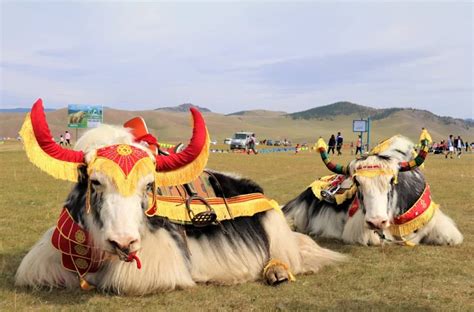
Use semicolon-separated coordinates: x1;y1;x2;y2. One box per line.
79;277;95;290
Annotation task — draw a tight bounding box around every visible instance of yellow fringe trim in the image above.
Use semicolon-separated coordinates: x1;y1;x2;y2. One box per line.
390;201;438;238
19;113;81;182
88;156;156;197
353;168;396;178
148;194;280;223
263;259;296;282
155;131;210;187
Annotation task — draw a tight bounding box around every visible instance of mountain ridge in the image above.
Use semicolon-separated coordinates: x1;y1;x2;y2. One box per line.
155;103;211;113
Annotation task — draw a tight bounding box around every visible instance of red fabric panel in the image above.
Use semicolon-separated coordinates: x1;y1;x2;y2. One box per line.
156;108;207;172
30;99;84;163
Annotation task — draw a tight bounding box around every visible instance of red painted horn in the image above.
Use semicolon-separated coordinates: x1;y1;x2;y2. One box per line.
30;99;85;163
19;98;85;182
155;108;208;172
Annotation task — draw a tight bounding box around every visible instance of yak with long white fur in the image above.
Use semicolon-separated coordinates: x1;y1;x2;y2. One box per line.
15;99;343;295
283;134;463;246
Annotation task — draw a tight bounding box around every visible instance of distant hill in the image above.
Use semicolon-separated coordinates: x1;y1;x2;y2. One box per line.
289;102;471;128
0;108;56;113
289;101;375;119
155;103;211;113
227;109;286;117
0;102;472;144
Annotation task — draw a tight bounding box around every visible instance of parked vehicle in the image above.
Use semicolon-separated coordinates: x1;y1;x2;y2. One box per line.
230;132;253;150
224;138;232;145
266;140;274;146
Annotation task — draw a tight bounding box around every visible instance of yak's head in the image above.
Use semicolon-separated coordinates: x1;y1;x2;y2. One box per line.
20;99;209;259
316;135;429;230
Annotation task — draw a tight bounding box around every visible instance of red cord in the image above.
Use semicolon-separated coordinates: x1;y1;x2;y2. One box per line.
127;252;142;269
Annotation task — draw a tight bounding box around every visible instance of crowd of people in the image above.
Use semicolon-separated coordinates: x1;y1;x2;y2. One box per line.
431;134;470;159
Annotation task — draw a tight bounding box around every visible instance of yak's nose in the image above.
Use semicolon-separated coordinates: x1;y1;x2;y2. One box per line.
108;236;139;253
366;218;389;230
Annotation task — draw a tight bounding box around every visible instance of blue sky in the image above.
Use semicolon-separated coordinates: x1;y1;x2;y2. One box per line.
1;1;472;118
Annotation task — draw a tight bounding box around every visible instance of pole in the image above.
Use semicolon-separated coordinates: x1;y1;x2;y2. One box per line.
367;116;371;152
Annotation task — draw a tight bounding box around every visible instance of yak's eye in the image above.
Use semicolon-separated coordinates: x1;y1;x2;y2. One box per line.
146;182;154;193
91;179;101;186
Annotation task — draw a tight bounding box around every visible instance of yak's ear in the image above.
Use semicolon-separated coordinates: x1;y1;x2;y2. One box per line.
19;99;85;182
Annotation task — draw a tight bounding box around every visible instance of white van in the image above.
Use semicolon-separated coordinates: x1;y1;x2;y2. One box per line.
230;132;254;150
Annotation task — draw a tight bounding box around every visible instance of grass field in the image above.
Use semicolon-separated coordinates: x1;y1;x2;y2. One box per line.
0;141;473;311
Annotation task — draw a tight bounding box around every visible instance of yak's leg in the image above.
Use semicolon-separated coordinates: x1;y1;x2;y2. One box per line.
261;210;344;285
417;209;463;245
15;227;77;289
341;209;381;245
261;210;300;285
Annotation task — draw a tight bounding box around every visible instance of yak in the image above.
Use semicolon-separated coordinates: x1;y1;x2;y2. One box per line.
283;135;463;246
15;99;343;295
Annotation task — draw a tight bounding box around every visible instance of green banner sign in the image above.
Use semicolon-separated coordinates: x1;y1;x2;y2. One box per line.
68;104;103;128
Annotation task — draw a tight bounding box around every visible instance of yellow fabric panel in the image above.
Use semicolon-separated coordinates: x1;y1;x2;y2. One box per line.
151;193;281;224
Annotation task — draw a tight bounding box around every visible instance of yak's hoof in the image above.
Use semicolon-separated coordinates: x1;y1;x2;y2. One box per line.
264;264;289;286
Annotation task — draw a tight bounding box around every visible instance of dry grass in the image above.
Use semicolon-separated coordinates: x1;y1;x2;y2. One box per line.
0;141;473;311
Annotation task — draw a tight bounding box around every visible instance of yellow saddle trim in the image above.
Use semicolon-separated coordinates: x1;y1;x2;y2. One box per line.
389;201;438;238
309;175;357;205
151;193;281;224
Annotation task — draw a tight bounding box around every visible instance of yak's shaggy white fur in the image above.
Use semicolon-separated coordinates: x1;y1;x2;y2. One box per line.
16;124;344;295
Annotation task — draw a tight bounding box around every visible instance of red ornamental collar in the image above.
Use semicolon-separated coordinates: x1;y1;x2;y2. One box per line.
96;144;150;176
393;184;431;224
348;183;432;224
51;208;104;277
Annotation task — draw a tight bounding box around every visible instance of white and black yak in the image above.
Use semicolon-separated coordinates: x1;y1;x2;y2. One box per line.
283;135;463;246
15;99;343;295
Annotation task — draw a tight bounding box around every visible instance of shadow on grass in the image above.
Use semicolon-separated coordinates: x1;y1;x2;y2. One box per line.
0;251;97;305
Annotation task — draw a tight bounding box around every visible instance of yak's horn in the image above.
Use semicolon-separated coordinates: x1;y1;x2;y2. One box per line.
19;98;85;181
155;108;210;186
316;137;348;175
399;133;430;172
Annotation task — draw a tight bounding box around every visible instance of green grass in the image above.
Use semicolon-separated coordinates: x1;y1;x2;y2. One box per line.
1;142;473;311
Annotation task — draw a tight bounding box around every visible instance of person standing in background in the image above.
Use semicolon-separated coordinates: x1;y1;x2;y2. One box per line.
64;130;71;146
336;132;344;155
355;135;362;155
446;135;454;159
328;134;336;154
246;133;258;155
456;135;463;158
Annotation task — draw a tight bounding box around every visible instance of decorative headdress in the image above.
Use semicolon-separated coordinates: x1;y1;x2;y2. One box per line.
19;99;210;188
